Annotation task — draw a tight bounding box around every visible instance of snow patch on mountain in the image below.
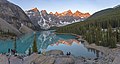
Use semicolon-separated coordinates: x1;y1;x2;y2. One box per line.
25;8;90;30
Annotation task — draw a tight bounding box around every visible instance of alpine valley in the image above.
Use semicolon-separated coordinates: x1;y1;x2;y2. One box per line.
1;0;120;64
0;0;90;36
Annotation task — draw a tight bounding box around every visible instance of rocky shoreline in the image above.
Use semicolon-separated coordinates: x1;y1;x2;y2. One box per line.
84;40;120;64
0;50;99;64
0;39;120;64
0;48;120;64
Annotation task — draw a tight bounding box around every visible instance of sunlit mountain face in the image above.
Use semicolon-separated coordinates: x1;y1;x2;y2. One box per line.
25;8;90;30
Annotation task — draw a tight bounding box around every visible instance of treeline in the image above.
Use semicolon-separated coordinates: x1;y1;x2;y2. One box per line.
56;6;120;48
0;29;16;36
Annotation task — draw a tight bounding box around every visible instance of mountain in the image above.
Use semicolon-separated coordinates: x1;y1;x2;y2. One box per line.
56;5;120;34
73;10;90;18
60;10;73;16
0;0;34;36
25;8;90;30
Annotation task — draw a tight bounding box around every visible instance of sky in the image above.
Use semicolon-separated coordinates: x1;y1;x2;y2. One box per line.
8;0;120;14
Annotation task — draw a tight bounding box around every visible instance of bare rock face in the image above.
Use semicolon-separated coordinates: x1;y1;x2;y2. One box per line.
23;53;39;64
0;54;8;64
34;55;56;64
0;18;21;35
54;56;75;64
0;0;34;35
46;50;64;55
26;8;91;30
19;24;34;34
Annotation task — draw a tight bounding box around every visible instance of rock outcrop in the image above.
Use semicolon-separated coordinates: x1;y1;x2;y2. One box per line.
1;49;120;64
0;18;21;36
0;0;34;35
19;24;34;34
46;50;64;55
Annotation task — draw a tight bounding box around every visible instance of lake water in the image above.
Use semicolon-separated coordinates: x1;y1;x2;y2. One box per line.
0;30;102;58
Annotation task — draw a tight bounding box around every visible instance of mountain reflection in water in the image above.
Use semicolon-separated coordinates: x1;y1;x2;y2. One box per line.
0;30;103;58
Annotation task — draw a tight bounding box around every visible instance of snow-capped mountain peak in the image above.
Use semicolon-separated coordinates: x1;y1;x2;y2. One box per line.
25;8;90;30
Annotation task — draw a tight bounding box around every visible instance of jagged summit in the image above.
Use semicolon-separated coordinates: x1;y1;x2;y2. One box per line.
75;10;82;14
32;8;39;12
48;10;90;18
25;8;91;29
73;10;90;18
55;12;59;16
41;10;47;14
49;12;53;15
60;10;73;16
26;8;90;18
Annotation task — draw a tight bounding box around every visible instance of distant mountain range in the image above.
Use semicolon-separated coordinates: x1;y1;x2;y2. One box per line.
25;8;90;29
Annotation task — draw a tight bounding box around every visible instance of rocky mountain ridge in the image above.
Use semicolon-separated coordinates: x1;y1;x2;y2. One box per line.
31;8;90;18
25;8;90;29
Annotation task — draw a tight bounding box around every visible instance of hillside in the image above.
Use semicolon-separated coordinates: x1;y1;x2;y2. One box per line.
57;5;120;34
86;6;120;28
0;0;34;36
56;5;120;48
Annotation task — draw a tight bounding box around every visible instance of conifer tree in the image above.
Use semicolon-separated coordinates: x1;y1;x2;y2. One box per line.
28;48;31;55
14;36;17;51
107;24;116;48
32;32;38;53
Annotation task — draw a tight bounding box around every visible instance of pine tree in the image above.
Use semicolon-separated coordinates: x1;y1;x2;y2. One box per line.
14;36;17;51
95;26;102;46
28;48;31;55
118;28;120;43
107;24;116;48
109;36;117;48
32;32;38;53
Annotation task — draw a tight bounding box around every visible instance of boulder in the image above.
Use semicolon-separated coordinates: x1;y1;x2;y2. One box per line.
112;56;120;64
0;54;8;64
54;56;75;64
34;55;75;64
23;53;39;64
46;50;64;55
34;55;56;64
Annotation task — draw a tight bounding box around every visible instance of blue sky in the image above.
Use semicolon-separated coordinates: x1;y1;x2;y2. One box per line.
8;0;120;14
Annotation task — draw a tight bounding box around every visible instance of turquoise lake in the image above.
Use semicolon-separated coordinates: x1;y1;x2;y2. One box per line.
0;30;102;58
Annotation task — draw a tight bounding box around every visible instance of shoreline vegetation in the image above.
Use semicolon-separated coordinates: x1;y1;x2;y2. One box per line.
0;30;17;40
55;32;81;38
56;24;120;48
